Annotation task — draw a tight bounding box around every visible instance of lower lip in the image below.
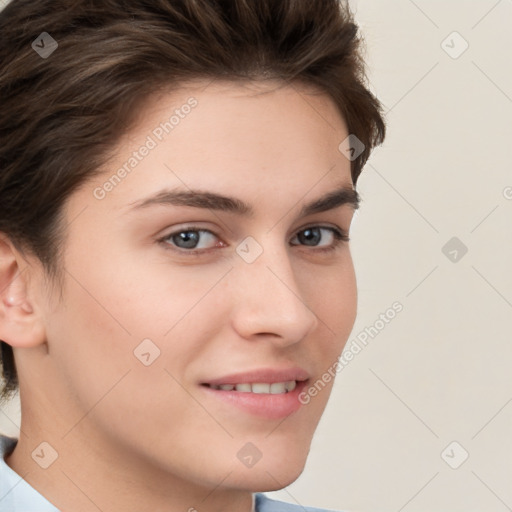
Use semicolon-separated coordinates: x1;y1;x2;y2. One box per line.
200;381;309;420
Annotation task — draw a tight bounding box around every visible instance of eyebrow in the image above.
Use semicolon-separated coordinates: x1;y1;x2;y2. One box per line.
126;184;360;217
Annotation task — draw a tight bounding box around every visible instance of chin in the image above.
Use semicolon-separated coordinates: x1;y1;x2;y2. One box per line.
225;448;309;491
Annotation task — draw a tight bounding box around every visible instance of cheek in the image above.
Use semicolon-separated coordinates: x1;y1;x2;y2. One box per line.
330;262;357;339
47;244;230;405
303;252;357;345
45;267;203;454
45;275;135;412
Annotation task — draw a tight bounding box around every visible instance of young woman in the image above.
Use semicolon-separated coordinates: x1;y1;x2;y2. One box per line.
0;0;386;510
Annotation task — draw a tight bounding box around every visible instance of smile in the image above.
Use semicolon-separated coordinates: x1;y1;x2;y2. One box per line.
203;380;297;394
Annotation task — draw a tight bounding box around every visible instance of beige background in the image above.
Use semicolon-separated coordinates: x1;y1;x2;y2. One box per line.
1;1;512;511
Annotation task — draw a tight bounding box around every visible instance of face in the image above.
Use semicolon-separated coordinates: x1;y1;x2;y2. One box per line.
30;80;358;491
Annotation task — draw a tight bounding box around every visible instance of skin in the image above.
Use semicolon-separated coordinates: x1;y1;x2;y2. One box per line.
0;79;357;512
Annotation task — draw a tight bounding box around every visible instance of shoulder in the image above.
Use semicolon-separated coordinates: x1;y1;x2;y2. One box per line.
254;493;345;512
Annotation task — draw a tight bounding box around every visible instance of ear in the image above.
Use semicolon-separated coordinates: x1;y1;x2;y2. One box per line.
0;233;46;348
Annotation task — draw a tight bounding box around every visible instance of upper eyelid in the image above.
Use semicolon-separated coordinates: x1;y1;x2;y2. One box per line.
162;222;346;238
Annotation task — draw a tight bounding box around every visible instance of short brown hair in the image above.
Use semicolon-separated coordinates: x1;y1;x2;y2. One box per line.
0;0;386;402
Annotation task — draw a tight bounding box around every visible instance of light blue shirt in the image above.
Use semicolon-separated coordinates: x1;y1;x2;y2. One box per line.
0;435;341;512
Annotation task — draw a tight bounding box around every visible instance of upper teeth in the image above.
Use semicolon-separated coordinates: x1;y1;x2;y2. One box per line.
208;381;297;394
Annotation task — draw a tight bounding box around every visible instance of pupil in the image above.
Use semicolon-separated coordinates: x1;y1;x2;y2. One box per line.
176;231;199;248
300;227;320;246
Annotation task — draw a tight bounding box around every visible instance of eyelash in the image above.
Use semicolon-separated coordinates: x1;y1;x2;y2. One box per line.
157;224;350;257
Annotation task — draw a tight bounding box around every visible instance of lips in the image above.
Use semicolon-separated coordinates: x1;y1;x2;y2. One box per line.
199;367;310;419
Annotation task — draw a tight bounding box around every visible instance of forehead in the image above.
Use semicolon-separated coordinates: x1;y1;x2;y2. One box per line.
70;79;352;219
133;78;349;154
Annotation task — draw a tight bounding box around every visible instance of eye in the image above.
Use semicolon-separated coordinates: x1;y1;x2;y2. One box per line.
159;226;222;252
157;224;349;255
290;226;350;253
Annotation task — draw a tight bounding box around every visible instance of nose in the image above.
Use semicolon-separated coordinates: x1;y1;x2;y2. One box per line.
229;241;319;347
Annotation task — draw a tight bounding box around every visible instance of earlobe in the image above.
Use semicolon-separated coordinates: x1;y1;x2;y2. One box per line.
0;235;46;348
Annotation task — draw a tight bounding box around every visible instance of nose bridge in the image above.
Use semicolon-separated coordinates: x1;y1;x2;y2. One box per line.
230;237;319;342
